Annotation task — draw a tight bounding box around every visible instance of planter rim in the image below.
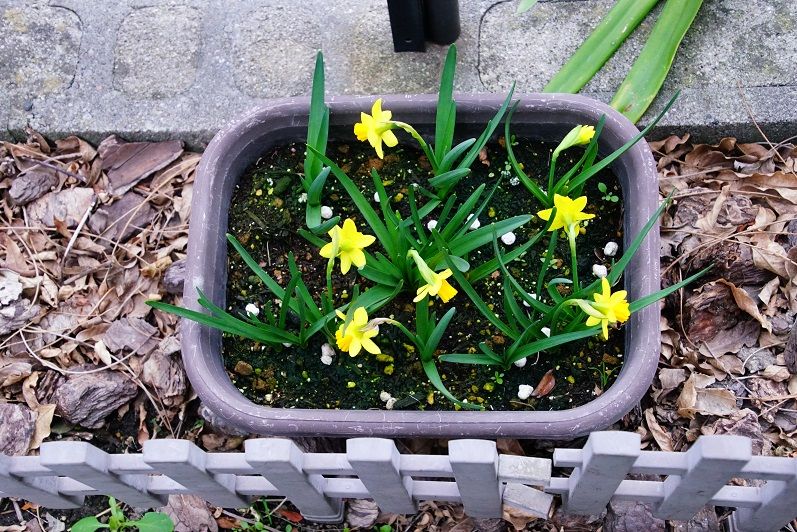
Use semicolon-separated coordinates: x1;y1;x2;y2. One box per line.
182;92;661;439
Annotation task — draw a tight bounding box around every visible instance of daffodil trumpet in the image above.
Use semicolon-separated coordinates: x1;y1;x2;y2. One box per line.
408;250;458;303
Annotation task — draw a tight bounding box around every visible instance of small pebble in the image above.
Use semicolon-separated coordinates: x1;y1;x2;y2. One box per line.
379;391;392;402
321;343;335;358
509;176;520;186
500;231;516;245
427;219;438;230
467;215;480;230
320;206;333;219
320;353;333;365
541;327;551;337
245;303;259;316
514;357;527;368
373;192;380;203
298;192;308;203
592;264;608;278
517;384;534;400
385;397;397;410
603;241;619;257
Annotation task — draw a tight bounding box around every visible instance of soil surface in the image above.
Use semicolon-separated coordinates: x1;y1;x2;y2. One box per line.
223;139;624;412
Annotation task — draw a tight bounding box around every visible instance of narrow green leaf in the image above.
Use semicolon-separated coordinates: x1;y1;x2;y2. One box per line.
440;185;484;240
436;244;516;339
304;51;329;189
148;300;296;345
508;327;600;364
565;92;679;194
438;138;477;173
428;168;471;189
306;166;331;228
307;146;396;259
435;45;458;162
422;358;483;409
226;233;291;307
456;85;516;172
438;353;497;365
629;266;711;312
448;216;531;257
425;307;456;355
608;194;671;284
504;102;549;205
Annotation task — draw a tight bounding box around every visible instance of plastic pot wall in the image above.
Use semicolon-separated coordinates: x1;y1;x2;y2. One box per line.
182;93;660;438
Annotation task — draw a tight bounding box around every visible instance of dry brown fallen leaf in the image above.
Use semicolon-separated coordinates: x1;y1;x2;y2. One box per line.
532;369;555;398
676;374;738;419
715;279;772;332
644;408;674;452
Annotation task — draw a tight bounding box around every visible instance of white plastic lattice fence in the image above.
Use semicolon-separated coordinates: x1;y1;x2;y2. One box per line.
0;432;794;531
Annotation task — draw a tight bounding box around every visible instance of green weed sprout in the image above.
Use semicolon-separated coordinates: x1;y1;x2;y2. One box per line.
71;497;173;532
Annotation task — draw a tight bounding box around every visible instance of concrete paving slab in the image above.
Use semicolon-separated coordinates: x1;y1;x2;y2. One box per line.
1;0;794;147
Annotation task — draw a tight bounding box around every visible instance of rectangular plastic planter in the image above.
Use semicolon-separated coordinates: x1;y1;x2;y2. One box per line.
183;93;660;439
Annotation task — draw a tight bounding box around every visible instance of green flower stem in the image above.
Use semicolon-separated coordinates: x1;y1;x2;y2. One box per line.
568;229;579;289
535;230;559;302
325;258;335;307
391;121;438;173
547;155;557;197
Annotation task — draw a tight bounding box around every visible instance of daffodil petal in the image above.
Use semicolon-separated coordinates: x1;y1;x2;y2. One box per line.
382;129;398;147
361;337;381;355
340;254;352;274
319;242;335;258
353;307;369;327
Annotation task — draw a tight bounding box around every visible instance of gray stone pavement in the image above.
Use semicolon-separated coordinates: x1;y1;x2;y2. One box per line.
1;0;795;148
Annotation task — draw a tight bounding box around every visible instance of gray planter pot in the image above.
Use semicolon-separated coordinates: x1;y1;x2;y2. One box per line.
182;93;660;439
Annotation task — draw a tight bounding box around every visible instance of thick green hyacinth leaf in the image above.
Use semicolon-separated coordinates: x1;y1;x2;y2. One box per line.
610;0;702;122
544;0;660;94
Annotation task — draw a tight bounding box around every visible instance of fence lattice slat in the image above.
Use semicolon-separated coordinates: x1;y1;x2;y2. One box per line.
653;435;751;520
244;438;344;523
732;462;797;531
346;438;417;514
39;441;164;508
557;431;640;515
0;454;82;509
449;440;503;518
143;439;248;508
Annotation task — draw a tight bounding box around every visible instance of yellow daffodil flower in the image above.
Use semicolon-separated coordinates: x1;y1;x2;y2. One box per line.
354;99;399;159
335;307;380;356
537;194;595;237
408;250;458;303
553;124;595;160
580;277;630;340
319;219;375;274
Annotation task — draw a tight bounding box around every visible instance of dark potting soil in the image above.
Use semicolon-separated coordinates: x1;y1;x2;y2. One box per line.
222;138;624;412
